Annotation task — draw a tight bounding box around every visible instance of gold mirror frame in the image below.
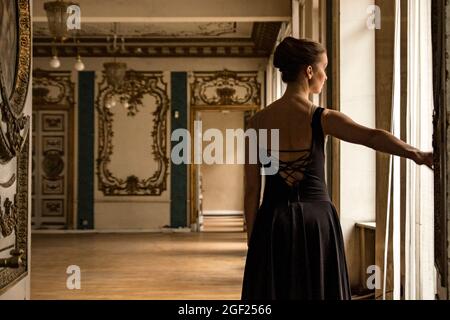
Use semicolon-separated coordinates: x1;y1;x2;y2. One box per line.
96;71;169;196
0;0;31;293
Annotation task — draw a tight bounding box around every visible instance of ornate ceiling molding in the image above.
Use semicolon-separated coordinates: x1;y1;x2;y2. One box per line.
33;22;282;58
96;71;169;196
34;21;244;38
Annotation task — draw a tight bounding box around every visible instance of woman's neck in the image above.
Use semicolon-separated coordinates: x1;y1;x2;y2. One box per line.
283;80;310;102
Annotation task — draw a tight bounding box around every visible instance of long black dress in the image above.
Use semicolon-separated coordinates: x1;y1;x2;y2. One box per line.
241;106;351;300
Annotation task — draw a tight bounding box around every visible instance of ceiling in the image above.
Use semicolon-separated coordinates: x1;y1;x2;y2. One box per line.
32;0;289;58
34;22;253;39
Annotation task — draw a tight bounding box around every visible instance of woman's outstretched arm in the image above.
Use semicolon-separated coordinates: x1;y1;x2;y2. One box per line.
322;109;434;170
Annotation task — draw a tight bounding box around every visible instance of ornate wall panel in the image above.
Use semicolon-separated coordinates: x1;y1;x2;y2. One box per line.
0;0;31;292
190;70;261;107
32;70;74;229
96;71;169;196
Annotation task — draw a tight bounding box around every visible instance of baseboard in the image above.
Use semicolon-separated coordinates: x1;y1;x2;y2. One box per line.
202;210;244;217
31;227;192;234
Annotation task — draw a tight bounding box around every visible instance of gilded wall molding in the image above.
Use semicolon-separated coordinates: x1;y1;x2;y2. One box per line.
0;135;29;291
190;70;261;107
96;71;169;196
0;0;31;118
32;69;75;108
32;69;74;229
0;0;31;291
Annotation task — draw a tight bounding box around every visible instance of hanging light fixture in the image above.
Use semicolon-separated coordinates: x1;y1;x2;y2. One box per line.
73;38;85;71
49;56;61;68
103;61;127;89
73;55;85;71
45;0;80;69
44;0;79;42
49;41;61;69
103;23;128;109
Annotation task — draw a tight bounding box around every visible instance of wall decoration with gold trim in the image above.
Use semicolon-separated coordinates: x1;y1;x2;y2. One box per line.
0;0;31;292
96;71;169;196
32;69;75;230
190;70;261;107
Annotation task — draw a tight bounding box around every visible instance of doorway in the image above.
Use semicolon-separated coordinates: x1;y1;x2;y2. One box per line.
190;106;257;233
32;108;74;229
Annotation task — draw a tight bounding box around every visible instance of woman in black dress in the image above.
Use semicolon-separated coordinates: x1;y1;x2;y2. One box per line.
241;37;434;300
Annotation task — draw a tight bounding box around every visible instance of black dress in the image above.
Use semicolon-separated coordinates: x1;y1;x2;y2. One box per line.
241;106;351;300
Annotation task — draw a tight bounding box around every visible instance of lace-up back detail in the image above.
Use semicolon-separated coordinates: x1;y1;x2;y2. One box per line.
277;149;313;186
266;105;325;187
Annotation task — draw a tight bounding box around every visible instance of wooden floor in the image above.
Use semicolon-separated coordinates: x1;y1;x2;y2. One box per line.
31;232;247;300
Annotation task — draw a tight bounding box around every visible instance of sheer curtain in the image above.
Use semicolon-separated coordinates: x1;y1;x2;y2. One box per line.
383;0;402;300
383;0;435;300
405;0;435;300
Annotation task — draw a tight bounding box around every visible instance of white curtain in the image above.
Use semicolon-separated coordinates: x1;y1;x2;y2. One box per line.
383;0;435;300
405;0;435;300
383;0;402;300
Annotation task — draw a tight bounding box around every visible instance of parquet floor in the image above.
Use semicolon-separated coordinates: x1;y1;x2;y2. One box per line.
31;231;247;300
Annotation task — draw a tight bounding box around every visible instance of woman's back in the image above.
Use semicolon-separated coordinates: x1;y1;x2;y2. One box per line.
251;97;319;159
242;36;432;300
250;96;325;185
243;100;350;300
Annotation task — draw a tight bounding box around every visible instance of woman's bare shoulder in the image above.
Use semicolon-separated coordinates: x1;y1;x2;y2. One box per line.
248;101;281;125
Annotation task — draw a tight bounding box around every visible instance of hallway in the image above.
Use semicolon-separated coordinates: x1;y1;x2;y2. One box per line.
31;232;247;300
0;0;445;301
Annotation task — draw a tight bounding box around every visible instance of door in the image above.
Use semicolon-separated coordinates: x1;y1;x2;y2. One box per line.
32;110;72;229
31;69;75;230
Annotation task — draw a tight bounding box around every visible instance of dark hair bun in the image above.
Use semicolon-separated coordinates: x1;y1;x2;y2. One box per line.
273;37;326;83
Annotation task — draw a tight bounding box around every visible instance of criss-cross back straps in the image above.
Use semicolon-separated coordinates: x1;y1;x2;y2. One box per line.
278;151;313;186
276;106;325;186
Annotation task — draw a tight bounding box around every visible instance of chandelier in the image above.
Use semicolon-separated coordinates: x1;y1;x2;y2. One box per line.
44;0;84;71
103;61;127;90
44;0;79;41
103;23;129;110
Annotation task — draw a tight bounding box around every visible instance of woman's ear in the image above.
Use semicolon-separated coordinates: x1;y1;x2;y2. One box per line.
306;66;313;80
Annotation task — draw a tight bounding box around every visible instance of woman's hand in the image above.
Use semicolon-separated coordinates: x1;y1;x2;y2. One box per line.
413;151;434;170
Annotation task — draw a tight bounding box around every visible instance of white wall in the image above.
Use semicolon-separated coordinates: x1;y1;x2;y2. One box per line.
33;57;267;230
339;0;377;288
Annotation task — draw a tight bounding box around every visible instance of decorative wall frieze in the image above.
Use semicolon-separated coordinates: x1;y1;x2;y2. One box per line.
33;22;282;58
32;69;75;108
190;70;262;107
